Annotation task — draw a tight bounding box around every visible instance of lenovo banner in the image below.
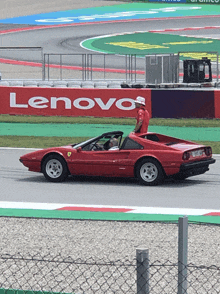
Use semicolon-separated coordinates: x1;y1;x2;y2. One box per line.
0;87;152;118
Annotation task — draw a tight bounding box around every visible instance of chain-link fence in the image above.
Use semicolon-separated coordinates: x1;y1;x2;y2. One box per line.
1;253;220;294
0;217;220;294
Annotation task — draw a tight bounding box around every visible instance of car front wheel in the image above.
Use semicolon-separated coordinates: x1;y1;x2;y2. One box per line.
42;154;68;182
136;158;164;186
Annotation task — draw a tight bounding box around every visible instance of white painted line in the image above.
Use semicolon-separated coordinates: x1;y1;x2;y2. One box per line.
128;207;215;215
0;201;220;216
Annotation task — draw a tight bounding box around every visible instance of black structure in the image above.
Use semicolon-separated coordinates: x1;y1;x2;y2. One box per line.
183;58;212;83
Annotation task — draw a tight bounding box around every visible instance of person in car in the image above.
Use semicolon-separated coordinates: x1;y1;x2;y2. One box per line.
133;96;150;134
108;138;119;150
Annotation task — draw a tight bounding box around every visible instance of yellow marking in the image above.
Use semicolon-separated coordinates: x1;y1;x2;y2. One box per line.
179;52;217;61
67;152;72;157
163;40;213;45
106;41;168;50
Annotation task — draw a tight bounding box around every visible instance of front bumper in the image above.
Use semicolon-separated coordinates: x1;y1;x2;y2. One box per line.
178;158;216;178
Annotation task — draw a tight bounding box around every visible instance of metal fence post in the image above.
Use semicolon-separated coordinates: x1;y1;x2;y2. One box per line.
42;49;45;81
178;216;188;294
136;248;149;294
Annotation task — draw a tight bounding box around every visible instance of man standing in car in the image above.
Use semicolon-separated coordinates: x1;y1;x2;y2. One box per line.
133;96;150;134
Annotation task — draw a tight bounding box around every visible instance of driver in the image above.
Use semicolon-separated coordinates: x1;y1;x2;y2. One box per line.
91;142;104;151
108;138;119;150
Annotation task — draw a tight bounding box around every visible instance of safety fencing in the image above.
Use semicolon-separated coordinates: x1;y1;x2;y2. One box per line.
0;49;219;85
43;54;145;83
1;255;220;294
42;52;220;85
0;217;220;294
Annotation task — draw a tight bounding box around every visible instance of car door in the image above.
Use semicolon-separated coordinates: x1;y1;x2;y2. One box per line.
68;149;132;177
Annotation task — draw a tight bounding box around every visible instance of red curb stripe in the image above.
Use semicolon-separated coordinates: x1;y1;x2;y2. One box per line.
204;212;220;216
0;57;145;74
149;26;220;33
57;207;134;213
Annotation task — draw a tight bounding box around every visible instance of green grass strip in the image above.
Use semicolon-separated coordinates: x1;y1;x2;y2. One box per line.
1;115;220;127
1;116;220;151
0;209;220;224
1;123;220;141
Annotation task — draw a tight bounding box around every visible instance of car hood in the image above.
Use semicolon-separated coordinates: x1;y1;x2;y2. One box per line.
20;145;75;160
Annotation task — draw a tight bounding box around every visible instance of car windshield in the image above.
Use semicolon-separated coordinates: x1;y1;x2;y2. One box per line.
72;137;98;149
72;132;123;151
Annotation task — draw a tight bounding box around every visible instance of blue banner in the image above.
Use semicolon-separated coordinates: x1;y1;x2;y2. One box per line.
0;3;219;25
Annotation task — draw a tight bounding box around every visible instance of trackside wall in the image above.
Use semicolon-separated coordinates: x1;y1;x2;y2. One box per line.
0;86;220;118
214;90;220;118
151;89;215;118
0;87;152;118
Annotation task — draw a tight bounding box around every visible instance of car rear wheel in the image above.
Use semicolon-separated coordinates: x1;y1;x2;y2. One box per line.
136;158;164;186
42;154;68;182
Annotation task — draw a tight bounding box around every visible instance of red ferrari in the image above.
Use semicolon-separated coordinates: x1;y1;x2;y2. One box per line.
19;131;215;186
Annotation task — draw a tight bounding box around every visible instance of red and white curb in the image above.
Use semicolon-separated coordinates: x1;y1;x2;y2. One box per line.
148;26;220;33
0;202;220;216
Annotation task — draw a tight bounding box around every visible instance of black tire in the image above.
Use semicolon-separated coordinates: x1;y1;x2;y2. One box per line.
42;154;68;182
136;158;164;186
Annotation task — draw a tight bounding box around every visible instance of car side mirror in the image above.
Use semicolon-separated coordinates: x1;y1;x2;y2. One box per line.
77;147;82;153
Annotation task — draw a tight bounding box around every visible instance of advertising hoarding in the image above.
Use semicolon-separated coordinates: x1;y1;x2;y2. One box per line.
0;87;152;118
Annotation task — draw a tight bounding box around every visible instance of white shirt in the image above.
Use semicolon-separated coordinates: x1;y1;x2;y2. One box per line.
109;146;119;151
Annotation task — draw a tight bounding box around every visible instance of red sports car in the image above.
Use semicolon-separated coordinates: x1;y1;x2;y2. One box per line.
19;131;215;186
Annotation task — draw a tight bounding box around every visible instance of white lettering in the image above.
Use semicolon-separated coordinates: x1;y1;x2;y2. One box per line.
198;0;219;2
51;97;71;109
35;7;201;23
73;98;95;110
28;97;49;109
94;98;116;110
9;94;136;111
116;98;135;110
10;93;28;108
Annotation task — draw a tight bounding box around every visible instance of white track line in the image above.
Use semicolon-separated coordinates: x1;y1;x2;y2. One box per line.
0;201;219;216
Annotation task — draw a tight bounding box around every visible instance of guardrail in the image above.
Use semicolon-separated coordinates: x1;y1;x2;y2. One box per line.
42;53;145;83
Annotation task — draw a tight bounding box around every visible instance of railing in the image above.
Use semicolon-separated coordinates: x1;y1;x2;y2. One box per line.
0;47;219;87
43;53;145;83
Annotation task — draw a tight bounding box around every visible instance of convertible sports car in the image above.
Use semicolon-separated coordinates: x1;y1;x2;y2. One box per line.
19;131;215;186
